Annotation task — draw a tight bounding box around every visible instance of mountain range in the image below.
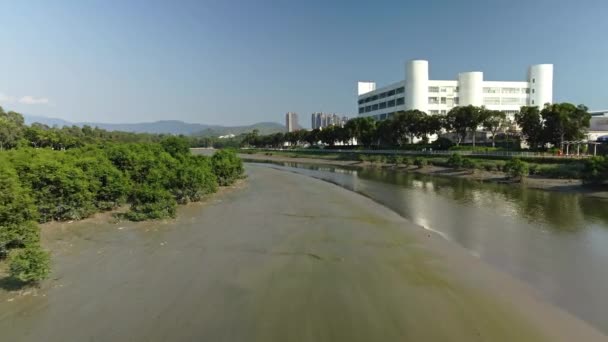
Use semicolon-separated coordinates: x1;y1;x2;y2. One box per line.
23;114;286;137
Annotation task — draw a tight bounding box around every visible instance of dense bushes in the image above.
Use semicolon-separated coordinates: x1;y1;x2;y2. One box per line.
0;162;39;258
504;158;529;181
124;186;177;221
8;246;50;283
211;149;244;186
0;137;244;283
582;157;608;185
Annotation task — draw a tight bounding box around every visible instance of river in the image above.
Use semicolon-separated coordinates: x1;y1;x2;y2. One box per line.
252;161;608;334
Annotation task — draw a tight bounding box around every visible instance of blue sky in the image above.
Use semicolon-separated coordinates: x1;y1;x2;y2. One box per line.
0;0;606;126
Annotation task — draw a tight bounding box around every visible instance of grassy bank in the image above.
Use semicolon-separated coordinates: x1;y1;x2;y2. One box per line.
240;149;589;180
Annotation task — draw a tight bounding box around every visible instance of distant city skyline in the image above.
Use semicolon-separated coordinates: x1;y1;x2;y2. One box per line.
0;1;606;126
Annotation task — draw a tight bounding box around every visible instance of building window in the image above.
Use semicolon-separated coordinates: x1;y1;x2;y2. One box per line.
359;107;364;114
380;113;387;120
428;86;439;93
430;110;439;114
455;87;459;92
379;102;387;109
483;87;499;94
532;78;535;83
358;99;364;105
428;97;439;104
532;89;535;94
523;88;530;94
379;92;386;99
372;104;379;110
388;100;396;107
441;97;446;104
440;110;447;114
387;112;395;118
371;95;378;101
454;97;459;105
501;97;520;105
440;87;447;92
446;98;454;106
365;106;371;112
501;88;520;94
396;97;404;105
388;89;396;96
395;87;405;94
483;97;500;105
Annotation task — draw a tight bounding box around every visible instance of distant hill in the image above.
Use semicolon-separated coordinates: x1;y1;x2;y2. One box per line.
22;115;285;136
192;122;286;137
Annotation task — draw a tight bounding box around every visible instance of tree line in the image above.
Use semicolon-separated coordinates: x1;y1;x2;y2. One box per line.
240;103;591;150
1;108;244;284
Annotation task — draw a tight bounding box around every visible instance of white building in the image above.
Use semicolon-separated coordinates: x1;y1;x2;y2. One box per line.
588;110;608;141
285;112;299;132
357;59;553;121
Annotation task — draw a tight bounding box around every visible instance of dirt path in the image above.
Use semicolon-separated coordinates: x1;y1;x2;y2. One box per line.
0;165;605;341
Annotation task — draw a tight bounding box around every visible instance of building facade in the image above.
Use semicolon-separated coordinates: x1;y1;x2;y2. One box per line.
357;60;553;121
311;112;348;130
285;112;299;132
588;110;608;141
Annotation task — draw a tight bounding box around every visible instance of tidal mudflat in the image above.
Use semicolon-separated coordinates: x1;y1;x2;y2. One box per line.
0;165;604;341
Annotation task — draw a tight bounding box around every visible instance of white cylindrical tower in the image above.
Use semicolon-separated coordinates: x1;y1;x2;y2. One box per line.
528;64;553;107
457;72;483;106
405;60;428;112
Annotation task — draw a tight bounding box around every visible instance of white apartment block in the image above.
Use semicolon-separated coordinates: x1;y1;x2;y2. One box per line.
357;60;553;121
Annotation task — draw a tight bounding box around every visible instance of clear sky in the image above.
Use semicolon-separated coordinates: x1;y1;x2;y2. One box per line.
0;0;606;126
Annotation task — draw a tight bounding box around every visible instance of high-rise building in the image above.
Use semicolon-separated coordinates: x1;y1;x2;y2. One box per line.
357;59;553;121
285;112;299;132
311;112;349;129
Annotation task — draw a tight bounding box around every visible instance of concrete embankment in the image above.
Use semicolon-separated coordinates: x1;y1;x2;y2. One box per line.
0;165;605;341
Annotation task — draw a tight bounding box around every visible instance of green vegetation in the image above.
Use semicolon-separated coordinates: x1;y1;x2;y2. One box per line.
504;158;530;181
8;246;50;283
515;104;591;149
240;103;590;153
413;157;428;168
0;106;244;284
212;149;245;186
582;157;608;185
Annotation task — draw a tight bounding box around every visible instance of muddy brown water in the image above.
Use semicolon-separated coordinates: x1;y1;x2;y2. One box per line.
255;161;608;335
0;164;606;341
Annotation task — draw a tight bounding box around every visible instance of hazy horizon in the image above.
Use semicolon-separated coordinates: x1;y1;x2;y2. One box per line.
1;0;607;127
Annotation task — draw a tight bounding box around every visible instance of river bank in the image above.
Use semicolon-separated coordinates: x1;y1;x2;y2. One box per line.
0;165;605;341
240;152;608;196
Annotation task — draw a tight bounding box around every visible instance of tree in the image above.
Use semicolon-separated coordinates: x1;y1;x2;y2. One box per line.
541;103;591;147
0;162;39;257
515;106;544;150
482;110;507;147
319;126;338;146
375;119;397;147
419;115;443;143
0;108;25;150
445;106;473;146
345;117;377;147
391;110;426;146
303;129;319;146
160;136;190;157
